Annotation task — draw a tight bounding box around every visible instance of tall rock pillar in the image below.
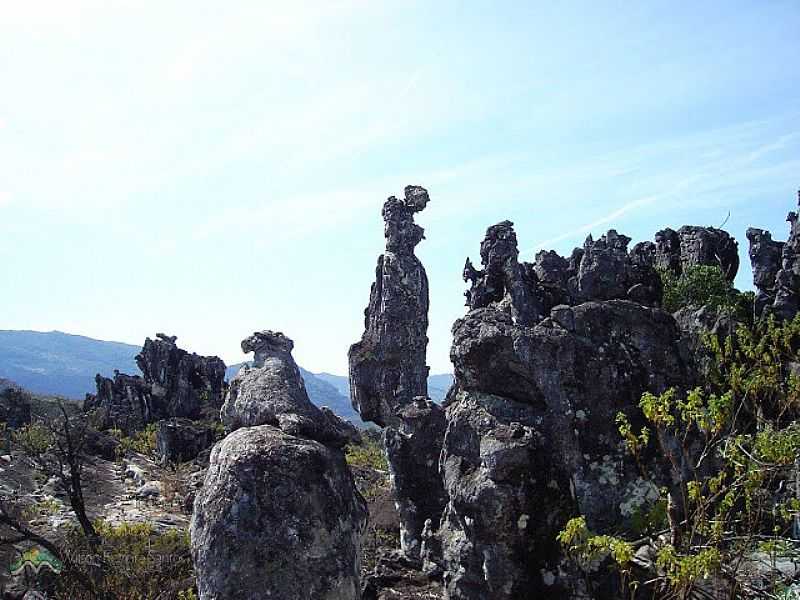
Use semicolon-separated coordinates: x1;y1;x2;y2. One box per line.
349;185;446;561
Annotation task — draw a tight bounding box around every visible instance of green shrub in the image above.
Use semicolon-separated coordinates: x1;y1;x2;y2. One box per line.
345;431;387;471
559;315;800;598
111;423;158;459
659;265;743;314
54;520;195;600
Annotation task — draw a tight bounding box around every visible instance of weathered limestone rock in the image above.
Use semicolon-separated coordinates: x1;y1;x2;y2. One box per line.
463;220;543;326
651;226;739;281
84;371;152;433
440;223;694;599
349;186;431;428
221;330;357;447
746;194;800;321
463;223;663;328
349;186;447;564
84;335;227;432
747;228;784;317
155;418;216;464
136;333;227;421
384;398;447;561
190;425;367;600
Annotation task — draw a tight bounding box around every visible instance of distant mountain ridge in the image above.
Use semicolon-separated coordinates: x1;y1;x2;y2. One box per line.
0;330;453;425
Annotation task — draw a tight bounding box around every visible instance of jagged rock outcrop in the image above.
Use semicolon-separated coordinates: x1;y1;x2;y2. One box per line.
439;224;695;599
349;186;447;564
222;330;358;447
464;223;663;327
748;228;784;317
84;371;152;433
652;226;739;281
136;333;227;421
155;418;216;464
750;194;800;321
84;335;227;432
349;186;431;428
191;425;367;600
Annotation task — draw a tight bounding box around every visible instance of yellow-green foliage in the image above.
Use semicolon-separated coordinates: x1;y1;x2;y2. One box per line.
111;423;158;459
559;315;800;597
55;521;194;600
659;265;746;315
13;422;54;455
345;432;387;471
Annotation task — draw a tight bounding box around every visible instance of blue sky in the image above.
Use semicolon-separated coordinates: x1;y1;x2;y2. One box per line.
1;1;798;374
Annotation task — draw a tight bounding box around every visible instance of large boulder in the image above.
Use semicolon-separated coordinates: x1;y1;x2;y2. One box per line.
439;217;695;599
221;330;357;447
441;302;693;599
190;425;367;600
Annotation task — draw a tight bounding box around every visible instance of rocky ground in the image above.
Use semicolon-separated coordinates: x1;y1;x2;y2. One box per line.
0;437;442;599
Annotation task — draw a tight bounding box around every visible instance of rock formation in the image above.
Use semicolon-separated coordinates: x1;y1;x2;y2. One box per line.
651;226;740;281
222;330;358;446
349;186;431;428
155;418;216;464
349;185;447;564
749;193;800;321
84;335;227;432
192;330;366;600
136;333;227;421
438;223;694;599
464;224;664;325
84;371;152;433
748;228;784;317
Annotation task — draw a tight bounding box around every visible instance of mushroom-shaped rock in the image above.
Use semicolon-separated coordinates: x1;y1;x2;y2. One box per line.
221;330;357;447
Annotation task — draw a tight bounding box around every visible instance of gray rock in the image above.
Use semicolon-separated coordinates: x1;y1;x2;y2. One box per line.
748;227;784;317
750;193;800;321
440;221;695;599
652;226;739;281
155;418;216;464
84;334;227;432
221;330;357;447
384;398;447;561
136;333;227;420
349;186;431;428
190;425;367;600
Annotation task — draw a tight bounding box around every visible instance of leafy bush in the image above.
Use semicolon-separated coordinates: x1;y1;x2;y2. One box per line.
12;422;55;455
659;265;747;315
345;430;387;471
111;424;158;459
559;315;800;598
54;521;195;600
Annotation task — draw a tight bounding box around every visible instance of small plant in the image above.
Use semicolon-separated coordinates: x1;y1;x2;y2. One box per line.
659;265;750;319
112;423;158;459
345;431;387;471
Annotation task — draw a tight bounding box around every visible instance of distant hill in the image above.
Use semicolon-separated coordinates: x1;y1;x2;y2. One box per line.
0;330;140;399
313;372;455;404
0;330;367;425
